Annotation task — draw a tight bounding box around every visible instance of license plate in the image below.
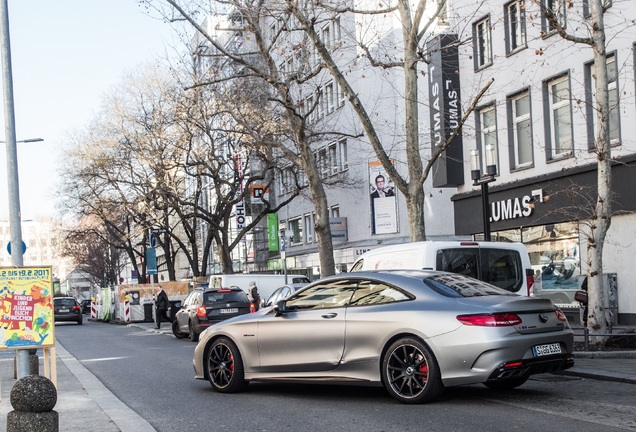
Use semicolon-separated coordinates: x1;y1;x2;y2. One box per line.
533;343;562;357
220;308;238;314
58;309;69;313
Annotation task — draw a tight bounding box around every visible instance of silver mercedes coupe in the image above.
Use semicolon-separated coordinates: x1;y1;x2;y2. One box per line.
193;270;574;404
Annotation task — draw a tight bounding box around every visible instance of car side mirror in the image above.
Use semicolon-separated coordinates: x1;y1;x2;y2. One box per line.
274;299;287;316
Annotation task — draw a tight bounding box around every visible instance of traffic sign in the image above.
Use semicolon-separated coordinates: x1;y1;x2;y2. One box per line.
6;241;27;255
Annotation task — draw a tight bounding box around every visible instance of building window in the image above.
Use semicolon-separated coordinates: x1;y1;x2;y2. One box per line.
304;213;314;243
542;0;566;35
586;54;620;148
545;75;573;159
476;104;499;173
329;143;338;175
339;139;348;170
325;81;335;114
322;24;331;50
583;0;612;18
504;1;526;54
338;83;346;107
508;90;533;169
289;217;303;245
331;206;340;218
473;16;492;69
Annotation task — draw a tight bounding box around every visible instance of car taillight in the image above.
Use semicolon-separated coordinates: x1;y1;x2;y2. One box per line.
71;305;80;311
250;303;256;313
457;313;522;326
555;309;567;321
526;269;535;295
196;306;207;317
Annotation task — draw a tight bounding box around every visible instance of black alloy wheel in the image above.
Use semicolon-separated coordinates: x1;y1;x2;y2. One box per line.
382;337;443;404
172;320;187;339
206;337;247;393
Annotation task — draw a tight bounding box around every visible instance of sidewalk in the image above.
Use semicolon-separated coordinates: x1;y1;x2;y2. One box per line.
0;339;155;432
1;322;634;432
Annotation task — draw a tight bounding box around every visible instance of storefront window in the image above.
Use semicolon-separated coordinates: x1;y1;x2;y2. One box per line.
494;222;580;305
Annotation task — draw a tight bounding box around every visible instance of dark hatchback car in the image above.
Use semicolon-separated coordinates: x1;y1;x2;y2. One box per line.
53;297;83;325
80;299;91;314
172;287;252;342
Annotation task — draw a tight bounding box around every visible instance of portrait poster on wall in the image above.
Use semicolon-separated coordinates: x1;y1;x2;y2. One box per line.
368;161;398;235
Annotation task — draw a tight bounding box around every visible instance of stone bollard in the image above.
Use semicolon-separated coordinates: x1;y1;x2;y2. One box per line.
6;375;58;432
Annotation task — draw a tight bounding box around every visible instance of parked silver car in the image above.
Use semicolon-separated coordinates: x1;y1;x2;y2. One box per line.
193;270;574;404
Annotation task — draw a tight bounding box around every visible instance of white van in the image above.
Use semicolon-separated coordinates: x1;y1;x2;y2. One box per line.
350;241;534;295
209;274;311;303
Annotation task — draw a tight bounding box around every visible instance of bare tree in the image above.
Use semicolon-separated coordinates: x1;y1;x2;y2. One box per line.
147;0;367;277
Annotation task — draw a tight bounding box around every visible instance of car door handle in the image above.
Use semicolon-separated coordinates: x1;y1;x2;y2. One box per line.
321;313;338;319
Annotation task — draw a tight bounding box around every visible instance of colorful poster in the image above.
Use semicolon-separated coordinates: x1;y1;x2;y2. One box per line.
0;267;54;349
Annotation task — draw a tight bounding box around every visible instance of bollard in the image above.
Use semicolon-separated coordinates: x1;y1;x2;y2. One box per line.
6;375;58;432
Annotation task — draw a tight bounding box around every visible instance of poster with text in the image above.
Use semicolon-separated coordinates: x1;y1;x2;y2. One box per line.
369;161;398;235
0;267;54;349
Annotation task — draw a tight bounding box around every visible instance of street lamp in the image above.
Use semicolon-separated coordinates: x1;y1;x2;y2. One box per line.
470;144;497;242
279;228;288;284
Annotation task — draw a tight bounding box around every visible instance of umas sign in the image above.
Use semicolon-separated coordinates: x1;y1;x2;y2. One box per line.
0;267;54;349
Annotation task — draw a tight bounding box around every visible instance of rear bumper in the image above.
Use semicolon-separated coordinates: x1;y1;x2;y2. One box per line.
487;353;574;381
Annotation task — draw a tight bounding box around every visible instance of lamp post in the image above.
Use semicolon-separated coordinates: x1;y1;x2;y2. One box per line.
470;144;497;242
279;228;288;284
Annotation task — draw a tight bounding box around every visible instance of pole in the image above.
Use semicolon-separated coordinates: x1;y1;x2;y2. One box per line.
481;181;491;242
1;0;29;378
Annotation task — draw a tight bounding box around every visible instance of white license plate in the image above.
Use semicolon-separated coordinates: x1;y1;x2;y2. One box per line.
220;308;238;314
533;343;562;357
59;309;69;313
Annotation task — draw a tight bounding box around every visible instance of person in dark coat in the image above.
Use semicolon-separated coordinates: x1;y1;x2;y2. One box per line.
249;281;261;311
155;286;171;329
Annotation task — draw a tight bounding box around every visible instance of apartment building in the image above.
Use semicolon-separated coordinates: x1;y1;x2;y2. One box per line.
447;0;636;323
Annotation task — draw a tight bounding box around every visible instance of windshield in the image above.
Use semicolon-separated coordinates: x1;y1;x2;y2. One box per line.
424;274;516;298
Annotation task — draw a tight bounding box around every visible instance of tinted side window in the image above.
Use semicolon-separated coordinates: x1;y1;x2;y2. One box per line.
480;248;522;292
349;281;411;306
286;280;357;310
350;259;364;272
436;249;479;278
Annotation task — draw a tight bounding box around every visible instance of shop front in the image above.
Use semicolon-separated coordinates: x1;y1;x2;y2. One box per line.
452;156;636;324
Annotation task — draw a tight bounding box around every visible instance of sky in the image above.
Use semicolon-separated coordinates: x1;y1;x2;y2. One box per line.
0;0;182;220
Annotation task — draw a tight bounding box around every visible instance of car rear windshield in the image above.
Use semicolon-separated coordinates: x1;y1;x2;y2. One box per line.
204;291;248;304
423;274;516;298
436;247;523;293
54;299;77;307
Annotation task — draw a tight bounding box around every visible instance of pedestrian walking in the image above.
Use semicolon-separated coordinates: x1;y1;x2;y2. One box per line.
249;281;261;311
155;286;171;329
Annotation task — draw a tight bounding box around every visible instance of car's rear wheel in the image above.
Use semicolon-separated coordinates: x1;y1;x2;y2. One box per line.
172;320;187;339
189;321;199;342
77;316;83;325
382;337;443;404
206;337;247;393
483;375;529;390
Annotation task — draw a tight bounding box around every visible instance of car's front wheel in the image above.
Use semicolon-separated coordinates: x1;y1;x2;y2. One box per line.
382;337;443;404
205;337;247;393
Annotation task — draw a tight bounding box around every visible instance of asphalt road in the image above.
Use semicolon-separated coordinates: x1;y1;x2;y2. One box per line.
55;320;636;432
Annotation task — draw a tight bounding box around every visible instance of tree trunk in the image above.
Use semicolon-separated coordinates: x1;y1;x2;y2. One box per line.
586;0;611;339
